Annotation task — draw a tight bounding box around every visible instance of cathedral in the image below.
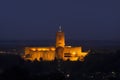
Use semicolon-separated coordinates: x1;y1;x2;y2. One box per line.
23;27;89;61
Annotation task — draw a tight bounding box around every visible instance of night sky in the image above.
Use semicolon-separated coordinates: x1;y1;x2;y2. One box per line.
0;0;120;40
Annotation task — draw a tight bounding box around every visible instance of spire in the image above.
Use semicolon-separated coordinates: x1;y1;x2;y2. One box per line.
58;26;62;32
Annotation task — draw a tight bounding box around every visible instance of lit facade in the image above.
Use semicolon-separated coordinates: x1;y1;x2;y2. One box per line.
23;27;89;61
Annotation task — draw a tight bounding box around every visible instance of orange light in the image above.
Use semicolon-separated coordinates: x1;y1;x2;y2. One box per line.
51;48;55;51
37;48;41;51
31;48;36;51
72;52;76;55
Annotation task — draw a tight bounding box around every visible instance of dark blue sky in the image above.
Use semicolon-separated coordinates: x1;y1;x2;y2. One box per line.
0;0;120;40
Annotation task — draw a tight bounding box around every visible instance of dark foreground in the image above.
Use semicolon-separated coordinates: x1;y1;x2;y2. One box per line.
0;49;120;80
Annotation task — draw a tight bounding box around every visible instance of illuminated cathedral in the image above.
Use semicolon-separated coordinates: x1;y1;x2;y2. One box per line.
23;27;89;61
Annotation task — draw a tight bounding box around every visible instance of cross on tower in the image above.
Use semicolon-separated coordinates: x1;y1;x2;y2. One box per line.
59;26;62;32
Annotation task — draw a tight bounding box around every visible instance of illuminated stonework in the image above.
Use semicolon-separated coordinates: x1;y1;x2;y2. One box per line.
23;27;89;61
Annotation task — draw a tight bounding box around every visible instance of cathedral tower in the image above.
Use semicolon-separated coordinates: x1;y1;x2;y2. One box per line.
55;26;65;59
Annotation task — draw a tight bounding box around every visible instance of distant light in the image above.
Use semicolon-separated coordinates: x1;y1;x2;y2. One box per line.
112;71;115;74
66;74;70;78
